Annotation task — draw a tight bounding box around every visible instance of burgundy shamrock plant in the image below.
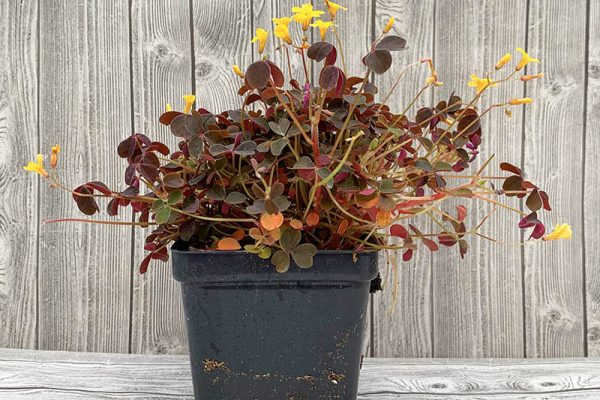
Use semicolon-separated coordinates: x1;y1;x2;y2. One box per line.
26;2;571;274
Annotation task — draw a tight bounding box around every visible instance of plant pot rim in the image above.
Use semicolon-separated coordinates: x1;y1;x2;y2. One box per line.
171;248;378;255
171;248;379;284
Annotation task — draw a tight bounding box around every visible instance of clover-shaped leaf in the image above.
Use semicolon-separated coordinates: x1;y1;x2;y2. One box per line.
291;243;318;268
375;35;407;52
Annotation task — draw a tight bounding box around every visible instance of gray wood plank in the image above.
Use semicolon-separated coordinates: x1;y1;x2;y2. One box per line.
0;0;38;349
371;0;435;358
129;0;193;354
1;349;600;399
431;0;528;358
37;0;132;353
585;0;600;357
193;0;253;113
523;0;586;357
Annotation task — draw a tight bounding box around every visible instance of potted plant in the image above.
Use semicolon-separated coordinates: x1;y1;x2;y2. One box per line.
26;2;572;399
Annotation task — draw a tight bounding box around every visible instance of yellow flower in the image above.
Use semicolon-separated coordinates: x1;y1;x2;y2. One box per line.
50;145;60;169
273;19;293;45
24;154;48;177
467;74;496;94
521;72;544;81
543;223;572;241
272;17;291;27
183;94;196;113
495;53;512;70
383;16;395;33
292;3;324;31
311;20;333;40
165;103;172;112
515;47;540;71
232;64;244;78
251;28;269;54
509;97;534;105
324;0;347;19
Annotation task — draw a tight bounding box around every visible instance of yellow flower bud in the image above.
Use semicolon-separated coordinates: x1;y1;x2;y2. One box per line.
383;17;395;33
508;97;534;105
165;103;172;112
183;94;196;113
495;53;512;70
50;145;60;169
521;72;544;81
232;65;245;78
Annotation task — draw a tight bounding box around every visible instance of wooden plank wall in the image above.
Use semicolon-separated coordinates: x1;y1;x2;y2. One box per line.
1;0;596;358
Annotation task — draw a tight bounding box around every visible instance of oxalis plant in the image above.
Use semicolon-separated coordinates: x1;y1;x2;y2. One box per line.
26;1;572;274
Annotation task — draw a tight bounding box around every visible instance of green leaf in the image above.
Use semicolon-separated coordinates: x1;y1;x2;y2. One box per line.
270;137;289;156
292;156;316;169
272;196;291;212
225;191;247;205
387;127;403;138
206;185;226;201
258;247;272;259
415;158;433;172
379;179;394;193
163;172;185;188
291;243;318;268
155;207;172;225
188;137;203;158
271;250;290;273
167;189;183;205
208;143;231;156
152;199;165;210
234;140;257;156
368;138;379;151
280;226;301;252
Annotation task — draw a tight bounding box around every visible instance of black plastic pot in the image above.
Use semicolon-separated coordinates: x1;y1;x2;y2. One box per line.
171;249;378;400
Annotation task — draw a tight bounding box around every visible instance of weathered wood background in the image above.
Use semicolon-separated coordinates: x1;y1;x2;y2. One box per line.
0;0;597;358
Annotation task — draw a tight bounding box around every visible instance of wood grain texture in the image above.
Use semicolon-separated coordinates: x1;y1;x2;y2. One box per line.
430;0;528;358
193;0;253;113
585;0;600;357
254;0;306;83
523;0;586;357
37;0;132;353
129;0;193;355
371;0;435;358
0;0;38;349
2;349;600;399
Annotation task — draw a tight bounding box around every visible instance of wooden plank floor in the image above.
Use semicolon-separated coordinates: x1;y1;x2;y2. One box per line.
0;349;599;399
